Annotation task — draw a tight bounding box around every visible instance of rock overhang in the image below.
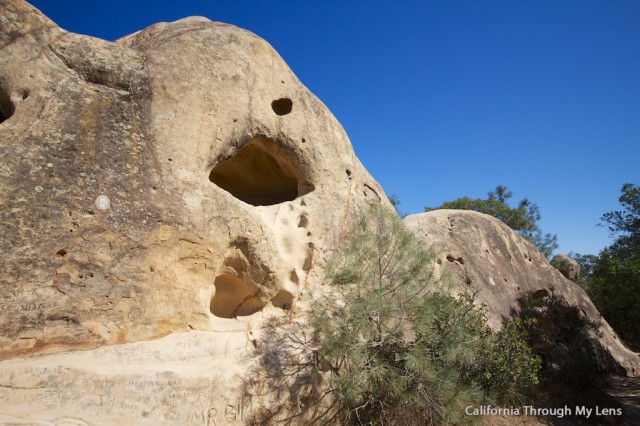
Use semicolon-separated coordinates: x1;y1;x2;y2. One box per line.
207;135;315;207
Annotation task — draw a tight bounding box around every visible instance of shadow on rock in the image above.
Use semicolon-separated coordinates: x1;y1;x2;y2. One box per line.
239;317;337;425
516;289;626;425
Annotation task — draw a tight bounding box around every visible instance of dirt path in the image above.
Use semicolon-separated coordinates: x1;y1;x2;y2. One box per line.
608;376;640;426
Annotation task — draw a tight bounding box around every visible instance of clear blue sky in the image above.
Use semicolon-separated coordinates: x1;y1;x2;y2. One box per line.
28;0;640;255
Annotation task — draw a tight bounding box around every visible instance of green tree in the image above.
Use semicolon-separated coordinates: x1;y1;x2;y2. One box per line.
586;183;640;351
600;183;640;255
247;204;540;425
313;205;539;424
568;252;598;284
473;317;541;406
425;185;558;258
387;193;406;218
388;193;401;209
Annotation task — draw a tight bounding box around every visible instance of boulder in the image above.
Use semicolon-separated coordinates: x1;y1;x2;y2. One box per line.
551;253;581;282
404;210;640;376
0;0;387;423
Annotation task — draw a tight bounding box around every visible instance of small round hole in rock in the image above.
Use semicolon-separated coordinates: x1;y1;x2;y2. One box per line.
271;98;292;116
271;290;293;311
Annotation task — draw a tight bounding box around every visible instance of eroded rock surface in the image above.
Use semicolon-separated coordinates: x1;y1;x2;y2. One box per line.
404;210;640;376
0;0;385;357
0;0;387;422
3;1;637;423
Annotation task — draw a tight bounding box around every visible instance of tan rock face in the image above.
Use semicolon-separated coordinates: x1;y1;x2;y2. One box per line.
404;210;640;376
0;2;389;421
2;1;636;423
0;0;386;359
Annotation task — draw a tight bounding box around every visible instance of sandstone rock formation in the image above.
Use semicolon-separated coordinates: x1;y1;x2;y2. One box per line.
0;0;387;356
1;1;638;424
0;1;387;423
404;210;640;376
550;253;581;282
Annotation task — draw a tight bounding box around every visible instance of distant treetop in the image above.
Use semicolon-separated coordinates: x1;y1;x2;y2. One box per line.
425;185;558;258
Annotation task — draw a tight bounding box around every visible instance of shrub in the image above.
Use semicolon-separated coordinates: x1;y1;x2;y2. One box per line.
246;204;540;425
474;317;541;406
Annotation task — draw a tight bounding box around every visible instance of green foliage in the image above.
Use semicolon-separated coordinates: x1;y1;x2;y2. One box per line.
387;193;406;218
550;255;573;274
581;183;640;351
600;183;640;252
306;204;538;424
474;318;541;405
245;205;540;425
388;193;401;208
568;251;598;283
425;185;558;258
588;251;640;351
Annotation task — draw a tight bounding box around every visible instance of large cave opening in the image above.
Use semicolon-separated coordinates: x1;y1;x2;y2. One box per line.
208;138;312;206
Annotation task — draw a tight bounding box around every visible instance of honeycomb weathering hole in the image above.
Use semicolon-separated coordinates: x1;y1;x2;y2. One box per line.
209;138;313;206
210;274;264;318
271;98;292;115
271;290;293;311
0;89;15;124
